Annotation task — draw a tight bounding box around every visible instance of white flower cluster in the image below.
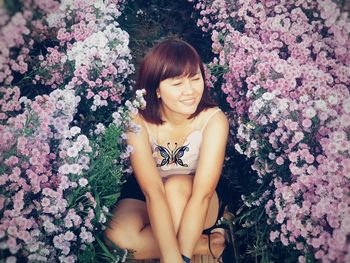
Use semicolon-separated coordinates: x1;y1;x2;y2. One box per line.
249;86;288;120
49;89;81;137
58;128;92;179
67;25;131;71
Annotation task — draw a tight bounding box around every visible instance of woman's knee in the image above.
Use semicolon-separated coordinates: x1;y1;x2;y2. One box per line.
104;199;148;250
164;175;193;198
104;218;138;250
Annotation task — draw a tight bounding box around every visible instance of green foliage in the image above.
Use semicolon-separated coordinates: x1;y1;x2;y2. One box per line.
4;0;23;16
77;124;127;262
88;123;125;209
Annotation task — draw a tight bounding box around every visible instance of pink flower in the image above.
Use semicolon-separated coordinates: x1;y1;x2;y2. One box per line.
276;156;284;165
302;118;312;128
270;230;279;242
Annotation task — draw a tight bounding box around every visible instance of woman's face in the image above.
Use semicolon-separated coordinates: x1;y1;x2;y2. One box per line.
157;68;204;117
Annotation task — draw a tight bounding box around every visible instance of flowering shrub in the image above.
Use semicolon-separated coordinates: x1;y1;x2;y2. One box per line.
0;0;148;262
0;0;60;123
41;0;134;112
0;88;146;262
191;0;350;262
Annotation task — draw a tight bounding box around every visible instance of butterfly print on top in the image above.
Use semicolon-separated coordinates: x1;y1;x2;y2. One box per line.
154;142;190;167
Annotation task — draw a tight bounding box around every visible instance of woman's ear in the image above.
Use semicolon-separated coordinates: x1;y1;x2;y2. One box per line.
156;89;161;99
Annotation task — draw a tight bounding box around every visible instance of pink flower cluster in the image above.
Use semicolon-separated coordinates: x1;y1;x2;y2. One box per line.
0;86;21;122
0;89;97;262
192;0;350;262
0;0;60;82
0;1;59;122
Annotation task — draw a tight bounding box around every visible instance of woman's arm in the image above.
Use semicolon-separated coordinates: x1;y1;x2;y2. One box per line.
127;114;183;263
177;111;229;259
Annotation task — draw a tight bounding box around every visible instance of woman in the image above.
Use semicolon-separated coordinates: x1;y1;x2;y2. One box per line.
105;38;230;263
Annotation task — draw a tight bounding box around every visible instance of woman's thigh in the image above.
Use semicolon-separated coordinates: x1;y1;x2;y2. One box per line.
163;174;219;230
104;198;149;246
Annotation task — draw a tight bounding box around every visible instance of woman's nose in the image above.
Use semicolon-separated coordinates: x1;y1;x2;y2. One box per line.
182;80;194;94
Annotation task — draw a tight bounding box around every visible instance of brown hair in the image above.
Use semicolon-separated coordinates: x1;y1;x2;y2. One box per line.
135;38;216;124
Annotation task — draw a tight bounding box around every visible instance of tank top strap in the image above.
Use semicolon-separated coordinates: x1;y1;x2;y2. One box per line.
200;108;222;133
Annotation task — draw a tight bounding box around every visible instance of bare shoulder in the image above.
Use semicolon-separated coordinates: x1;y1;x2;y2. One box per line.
201;107;229;130
130;112;144;125
127;113;150;141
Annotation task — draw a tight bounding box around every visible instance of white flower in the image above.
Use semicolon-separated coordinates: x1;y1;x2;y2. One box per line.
46;13;65;28
250;140;258;149
93;0;105;10
62;129;72;139
300;95;309;102
260;116;268;125
43;220;56;233
268;153;276;160
78;178;88;187
19;96;30;105
330;131;347;142
94;123;106;135
315;99;327;110
254;98;264;109
277;98;289;111
66;147;79;158
253;85;261;94
262;92;275;100
64;231;75;241
58;164;71;175
70;126;81;136
246;90;253;98
72;141;83;152
343;98;350;113
70;164;82;175
77;135;89;145
328;94;338;105
234;143;244;154
303;107;316;118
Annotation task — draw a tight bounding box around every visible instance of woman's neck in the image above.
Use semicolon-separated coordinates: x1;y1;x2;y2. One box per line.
160;105;194;127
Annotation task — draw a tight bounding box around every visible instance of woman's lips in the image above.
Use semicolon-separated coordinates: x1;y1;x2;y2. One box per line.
180;98;196;105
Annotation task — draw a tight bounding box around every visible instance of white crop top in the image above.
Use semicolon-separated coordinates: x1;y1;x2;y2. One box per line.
143;108;221;179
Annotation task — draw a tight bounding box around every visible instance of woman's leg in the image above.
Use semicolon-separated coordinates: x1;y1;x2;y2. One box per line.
163;175;225;258
104;198;215;259
104;176;225;259
104;198;162;259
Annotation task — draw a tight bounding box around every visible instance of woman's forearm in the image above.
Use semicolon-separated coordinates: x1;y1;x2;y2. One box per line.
177;194;211;258
145;190;183;263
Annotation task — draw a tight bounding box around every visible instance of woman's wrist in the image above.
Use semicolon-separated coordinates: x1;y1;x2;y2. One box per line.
181;254;191;263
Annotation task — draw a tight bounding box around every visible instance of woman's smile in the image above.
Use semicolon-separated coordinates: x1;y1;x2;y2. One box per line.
180;97;196;106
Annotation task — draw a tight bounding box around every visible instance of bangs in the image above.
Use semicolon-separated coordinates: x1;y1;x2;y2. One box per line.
159;42;201;81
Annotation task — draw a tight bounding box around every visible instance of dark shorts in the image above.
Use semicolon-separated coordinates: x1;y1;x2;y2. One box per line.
118;174;230;231
119;175;146;202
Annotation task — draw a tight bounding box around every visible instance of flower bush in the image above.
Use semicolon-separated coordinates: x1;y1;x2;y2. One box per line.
191;0;350;262
0;0;147;262
0;88;145;262
42;0;134;111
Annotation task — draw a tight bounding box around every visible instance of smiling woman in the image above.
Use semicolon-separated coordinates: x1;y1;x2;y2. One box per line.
104;38;232;263
137;38;216;124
